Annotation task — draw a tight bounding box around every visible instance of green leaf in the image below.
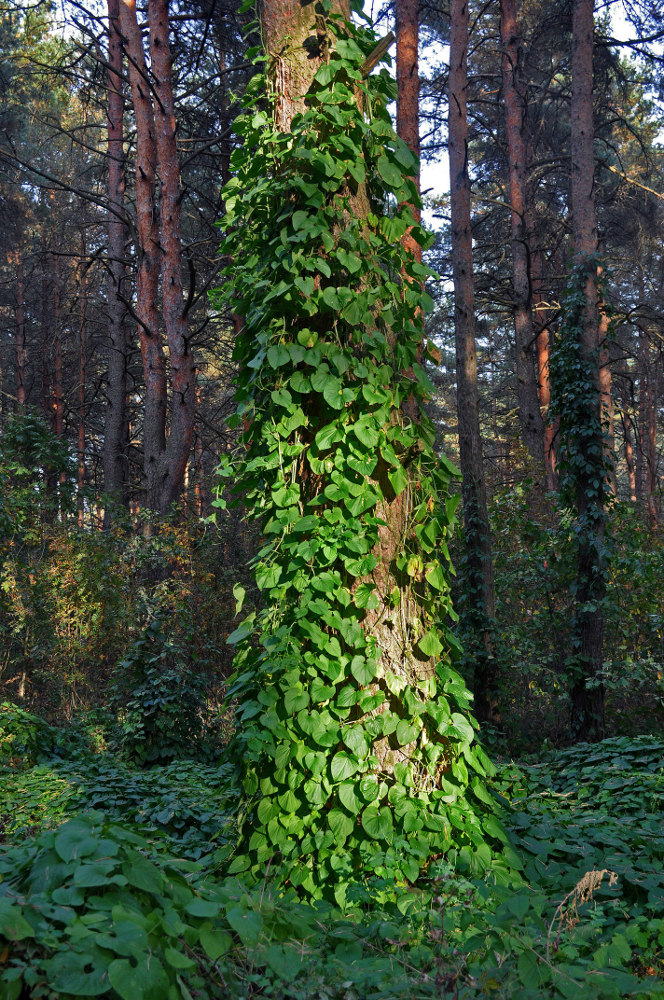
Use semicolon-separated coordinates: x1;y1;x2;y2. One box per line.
387;465;408;497
417;630;443;658
330;752;358;781
328;808;354;842
361;805;394;841
350;656;376;685
199;928;232;961
0;902;34;941
267;344;290;368
376;155;403;189
322;377;345;409
338;782;361;814
108;956;169;1000
342;725;369;757
227;907;263;947
396;719;420;745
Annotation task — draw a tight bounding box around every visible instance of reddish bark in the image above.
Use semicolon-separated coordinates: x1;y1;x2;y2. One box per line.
120;0;167;512
532;251;557;490
500;0;545;468
103;0;131;519
395;0;421;266
449;0;498;724
148;0;196;512
621;408;637;502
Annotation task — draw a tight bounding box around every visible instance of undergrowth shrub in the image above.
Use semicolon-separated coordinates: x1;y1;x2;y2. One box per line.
482;487;664;749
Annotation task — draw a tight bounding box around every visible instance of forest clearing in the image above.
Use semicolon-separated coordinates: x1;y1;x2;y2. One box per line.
1;0;664;996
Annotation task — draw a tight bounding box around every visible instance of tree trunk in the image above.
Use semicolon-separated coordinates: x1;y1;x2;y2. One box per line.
78;236;87;526
621;408;637;501
120;0;168;513
569;0;605;741
646;345;658;527
500;0;546;470
147;0;196;512
449;0;498;725
396;0;421;266
103;0;131;522
15;254;26;411
532;251;557;490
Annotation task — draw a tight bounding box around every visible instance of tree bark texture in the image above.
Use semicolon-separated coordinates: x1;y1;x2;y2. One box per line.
120;0;167;512
395;0;421;265
449;0;498;725
499;0;545;470
78;237;87;525
103;0;131;520
121;0;195;514
532;250;557;490
569;0;605;740
148;0;196;512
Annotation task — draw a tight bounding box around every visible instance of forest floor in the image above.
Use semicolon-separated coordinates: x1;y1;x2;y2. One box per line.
0;709;663;999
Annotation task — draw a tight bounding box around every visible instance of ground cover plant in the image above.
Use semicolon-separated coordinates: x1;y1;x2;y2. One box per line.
1;706;663;999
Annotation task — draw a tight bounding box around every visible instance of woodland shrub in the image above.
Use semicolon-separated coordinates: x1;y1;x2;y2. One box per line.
0;415;237;721
483;486;664;749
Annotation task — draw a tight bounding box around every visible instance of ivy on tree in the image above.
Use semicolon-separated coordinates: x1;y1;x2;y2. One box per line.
212;5;517;903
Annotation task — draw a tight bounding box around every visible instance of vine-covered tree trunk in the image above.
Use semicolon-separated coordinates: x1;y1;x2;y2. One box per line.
569;0;605;740
217;1;509;901
500;0;545;471
448;0;498;725
102;0;130;521
78;235;87;525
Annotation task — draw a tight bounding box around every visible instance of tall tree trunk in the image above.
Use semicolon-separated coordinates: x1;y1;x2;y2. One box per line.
449;0;498;725
395;0;421;266
147;0;196;512
78;236;87;526
40;232;52;425
646;345;658;527
15;253;27;411
621;407;637;501
500;0;545;470
120;0;168;513
569;0;605;740
53;253;63;440
103;0;131;522
532;250;557;489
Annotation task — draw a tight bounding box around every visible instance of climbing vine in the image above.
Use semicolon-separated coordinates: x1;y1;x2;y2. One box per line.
212;5;516;903
549;254;613;730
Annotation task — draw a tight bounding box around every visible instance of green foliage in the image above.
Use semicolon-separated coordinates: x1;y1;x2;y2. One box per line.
212;12;512;899
1;730;663;999
486;488;664;749
110;615;214;767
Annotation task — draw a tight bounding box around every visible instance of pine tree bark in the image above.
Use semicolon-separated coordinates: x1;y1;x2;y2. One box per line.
120;0;168;513
569;0;605;740
532;251;557;490
499;0;545;470
103;0;131;521
395;0;421;266
147;0;196;512
449;0;498;725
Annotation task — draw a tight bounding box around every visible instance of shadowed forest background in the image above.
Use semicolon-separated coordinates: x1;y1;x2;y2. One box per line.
0;0;663;996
